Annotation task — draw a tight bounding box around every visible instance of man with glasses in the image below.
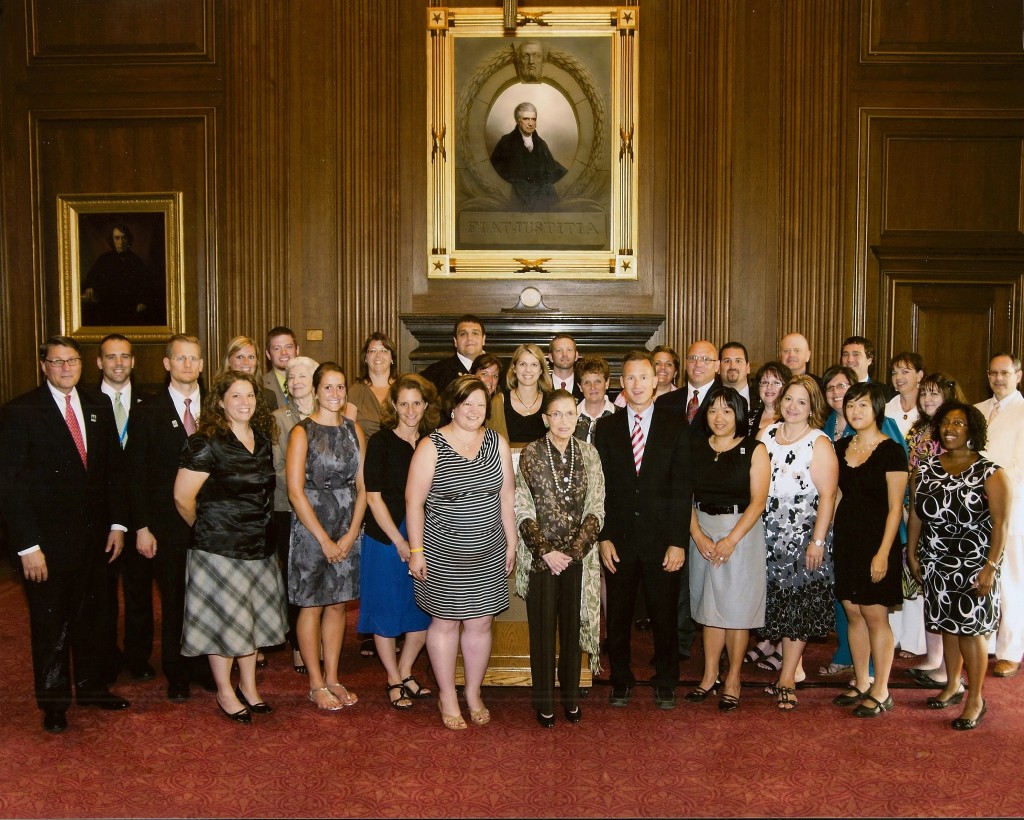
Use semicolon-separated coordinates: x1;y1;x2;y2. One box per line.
0;336;131;733
263;326;299;410
125;334;212;702
976;353;1024;677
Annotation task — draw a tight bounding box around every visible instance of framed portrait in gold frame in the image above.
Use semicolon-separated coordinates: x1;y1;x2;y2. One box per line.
57;192;184;342
427;6;638;280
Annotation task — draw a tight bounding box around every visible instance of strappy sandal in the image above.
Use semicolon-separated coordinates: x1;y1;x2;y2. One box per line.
683;678;721;703
744;645;769;665
308;687;344;712
776;686;797;711
326;682;358;706
469;706;491;725
402;675;432;699
386;683;413;710
818;662;852;676
718;693;740;713
757;651;783;672
439;703;467;730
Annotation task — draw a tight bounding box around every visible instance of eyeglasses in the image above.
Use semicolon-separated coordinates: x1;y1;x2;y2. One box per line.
825;383;850;394
940;419;967;428
988;369;1018;378
171;355;200;364
543;410;577;421
759;379;783;388
686;356;717;365
44;357;81;367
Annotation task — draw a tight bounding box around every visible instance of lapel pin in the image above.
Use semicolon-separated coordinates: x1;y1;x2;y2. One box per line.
172;420;179;428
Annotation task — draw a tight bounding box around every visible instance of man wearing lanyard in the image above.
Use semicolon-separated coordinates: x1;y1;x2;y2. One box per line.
0;336;130;733
96;333;157;684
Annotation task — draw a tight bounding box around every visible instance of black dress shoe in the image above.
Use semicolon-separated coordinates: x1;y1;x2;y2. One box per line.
634;618;652;631
609;685;632;707
952;700;987;731
654;686;677;710
535;710;556;728
78;690;130;710
167;681;191;702
43;709;67;734
927;686;966;710
235;686;273;715
217;698;252;725
563;705;582;723
127;661;156;682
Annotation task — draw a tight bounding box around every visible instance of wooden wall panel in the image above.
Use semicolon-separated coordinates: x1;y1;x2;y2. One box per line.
777;0;847;371
863;0;1023;62
30;112;215;384
28;0;214;64
219;1;288;363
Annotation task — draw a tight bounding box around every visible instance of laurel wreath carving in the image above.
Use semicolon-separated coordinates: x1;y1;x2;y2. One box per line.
455;44;607;211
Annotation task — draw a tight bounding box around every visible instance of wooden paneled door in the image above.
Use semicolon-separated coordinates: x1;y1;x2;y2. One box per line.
888;274;1017;403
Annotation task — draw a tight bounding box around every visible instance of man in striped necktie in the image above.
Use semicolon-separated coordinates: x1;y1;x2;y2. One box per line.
594;350;693;711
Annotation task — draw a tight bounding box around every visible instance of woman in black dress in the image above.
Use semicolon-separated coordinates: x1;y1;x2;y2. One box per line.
488;343;552;445
907;402;1010;730
831;382;908;717
174;371;286;724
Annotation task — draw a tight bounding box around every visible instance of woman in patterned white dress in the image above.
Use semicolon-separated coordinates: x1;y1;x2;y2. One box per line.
756;375;838;711
907;402;1010;730
407;376;518;730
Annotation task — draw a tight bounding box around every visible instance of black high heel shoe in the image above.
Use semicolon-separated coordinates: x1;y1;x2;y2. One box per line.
951;700;987;730
217;695;252;724
718;693;740;712
234;686;273;715
564;705;582;723
927;685;966;710
684;678;720;703
535;710;556;729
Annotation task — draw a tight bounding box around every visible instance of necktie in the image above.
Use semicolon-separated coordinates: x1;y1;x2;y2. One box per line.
631;413;645;474
183;397;197;435
989;399;1001;425
65;394;87;468
686;389;699;423
113;391;128;448
560;380;567;390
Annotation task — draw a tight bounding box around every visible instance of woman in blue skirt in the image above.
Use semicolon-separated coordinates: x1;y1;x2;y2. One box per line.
359;373;439;708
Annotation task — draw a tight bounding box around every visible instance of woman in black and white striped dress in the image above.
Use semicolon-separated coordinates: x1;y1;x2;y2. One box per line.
407;375;518;730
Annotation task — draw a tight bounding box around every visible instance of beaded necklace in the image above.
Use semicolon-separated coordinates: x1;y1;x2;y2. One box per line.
545;435;576;498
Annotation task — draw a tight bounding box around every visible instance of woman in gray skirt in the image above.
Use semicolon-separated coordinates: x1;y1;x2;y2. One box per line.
685;386;770;712
174;371;286;724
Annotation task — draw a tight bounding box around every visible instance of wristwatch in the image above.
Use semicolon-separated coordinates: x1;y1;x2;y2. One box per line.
810;538;824;548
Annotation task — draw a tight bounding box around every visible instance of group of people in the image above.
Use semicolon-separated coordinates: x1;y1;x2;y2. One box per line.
0;317;1017;735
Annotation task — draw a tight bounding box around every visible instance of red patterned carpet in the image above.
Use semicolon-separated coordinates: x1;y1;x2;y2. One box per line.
1;572;1024;818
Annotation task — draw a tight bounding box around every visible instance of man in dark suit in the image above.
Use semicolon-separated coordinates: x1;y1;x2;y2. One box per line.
719;341;754;410
422;314;487;393
263;325;299;410
125;333;208;702
95;333;157;684
548;333;584;401
655;339;721;660
595;351;692;710
0;335;131;733
489;102;567;211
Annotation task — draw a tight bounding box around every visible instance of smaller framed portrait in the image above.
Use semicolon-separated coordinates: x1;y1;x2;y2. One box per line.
57;192;184;342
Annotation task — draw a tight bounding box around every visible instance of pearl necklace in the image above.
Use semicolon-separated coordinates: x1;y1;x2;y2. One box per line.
545;435;575;497
775;423;810;445
850;433;881;455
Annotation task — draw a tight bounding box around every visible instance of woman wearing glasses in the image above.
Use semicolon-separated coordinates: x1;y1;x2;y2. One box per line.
749;361;792;436
907;402;1009;729
514;389;605;727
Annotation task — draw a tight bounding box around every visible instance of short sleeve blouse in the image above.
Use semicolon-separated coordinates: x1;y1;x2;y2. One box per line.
363;429;415;543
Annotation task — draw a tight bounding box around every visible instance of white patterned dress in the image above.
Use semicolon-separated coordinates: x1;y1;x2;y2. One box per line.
914;455;1001;635
761;424;836;641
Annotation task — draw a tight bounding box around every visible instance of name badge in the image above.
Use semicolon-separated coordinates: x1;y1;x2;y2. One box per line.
90;414;97;422
171;420;179;428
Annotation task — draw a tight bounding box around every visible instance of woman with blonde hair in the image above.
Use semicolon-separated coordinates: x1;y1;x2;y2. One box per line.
489;343;552;445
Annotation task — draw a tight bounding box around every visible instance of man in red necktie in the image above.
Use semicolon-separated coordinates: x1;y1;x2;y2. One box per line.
0;336;131;733
548;333;581;401
594;351;692;711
